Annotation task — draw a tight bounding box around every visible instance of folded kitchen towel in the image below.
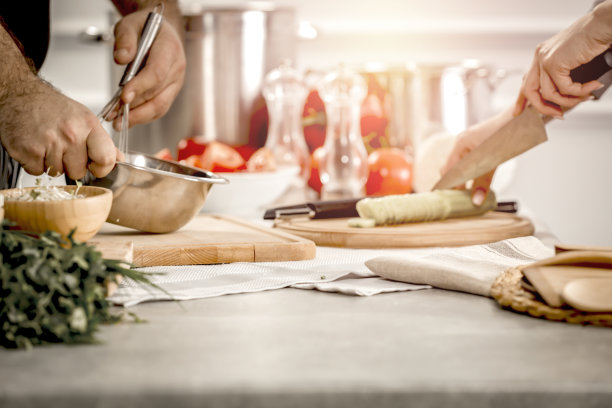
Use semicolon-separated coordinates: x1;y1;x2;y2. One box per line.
109;246;431;307
365;236;554;297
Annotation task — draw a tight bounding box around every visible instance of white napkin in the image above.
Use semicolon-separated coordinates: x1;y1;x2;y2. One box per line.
109;236;553;306
109;246;430;307
365;236;554;297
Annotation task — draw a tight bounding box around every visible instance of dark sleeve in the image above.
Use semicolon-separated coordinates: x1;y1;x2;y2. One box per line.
0;1;50;72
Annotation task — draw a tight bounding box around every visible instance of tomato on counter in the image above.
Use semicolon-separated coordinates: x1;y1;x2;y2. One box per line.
154;148;174;161
234;144;257;161
365;147;413;196
245;147;276;172
176;137;208;161
196;141;246;172
172;139;279;173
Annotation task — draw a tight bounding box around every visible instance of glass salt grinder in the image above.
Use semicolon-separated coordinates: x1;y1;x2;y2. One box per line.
317;66;368;200
262;62;310;184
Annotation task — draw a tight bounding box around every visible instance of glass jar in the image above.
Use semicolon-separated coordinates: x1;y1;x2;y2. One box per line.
262;61;310;183
317;66;368;200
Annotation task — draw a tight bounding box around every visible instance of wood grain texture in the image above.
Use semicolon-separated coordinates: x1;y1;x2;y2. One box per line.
274;212;534;248
1;186;112;242
90;214;316;267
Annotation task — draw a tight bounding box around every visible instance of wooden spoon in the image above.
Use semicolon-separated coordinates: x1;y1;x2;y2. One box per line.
562;278;612;312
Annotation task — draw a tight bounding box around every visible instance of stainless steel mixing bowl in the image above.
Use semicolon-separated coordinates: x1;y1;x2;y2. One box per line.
80;152;228;233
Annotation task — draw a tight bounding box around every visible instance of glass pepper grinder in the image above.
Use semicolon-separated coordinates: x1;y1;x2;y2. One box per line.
262;61;310;184
317;65;368;200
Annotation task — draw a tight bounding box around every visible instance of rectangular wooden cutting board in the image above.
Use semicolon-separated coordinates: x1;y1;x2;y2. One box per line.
90;214;316;267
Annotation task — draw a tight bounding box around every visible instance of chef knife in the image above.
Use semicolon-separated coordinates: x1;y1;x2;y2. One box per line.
263;198;518;220
432;47;612;191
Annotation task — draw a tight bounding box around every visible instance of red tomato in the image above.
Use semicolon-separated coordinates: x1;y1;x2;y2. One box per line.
307;147;325;194
246;147;276;172
234;144;257;161
154;147;174;161
179;155;203;169
176;137;208;161
365;148;413;196
302;90;326;153
199;141;246;172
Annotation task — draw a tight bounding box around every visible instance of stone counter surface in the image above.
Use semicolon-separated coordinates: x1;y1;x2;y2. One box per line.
1;288;611;408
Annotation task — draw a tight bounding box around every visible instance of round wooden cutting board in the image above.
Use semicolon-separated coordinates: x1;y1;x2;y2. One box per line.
273;212;534;248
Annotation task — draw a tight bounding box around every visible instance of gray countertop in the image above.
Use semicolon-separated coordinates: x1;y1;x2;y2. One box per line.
1;287;611;408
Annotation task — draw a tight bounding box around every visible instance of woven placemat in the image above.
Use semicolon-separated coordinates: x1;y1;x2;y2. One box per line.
490;265;612;328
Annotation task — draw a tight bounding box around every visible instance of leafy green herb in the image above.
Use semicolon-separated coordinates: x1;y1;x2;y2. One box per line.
0;220;156;349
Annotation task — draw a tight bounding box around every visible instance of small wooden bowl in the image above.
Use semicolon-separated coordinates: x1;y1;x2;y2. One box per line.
1;186;112;242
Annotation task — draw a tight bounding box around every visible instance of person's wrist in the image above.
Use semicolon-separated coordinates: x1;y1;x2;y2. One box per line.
591;0;612;44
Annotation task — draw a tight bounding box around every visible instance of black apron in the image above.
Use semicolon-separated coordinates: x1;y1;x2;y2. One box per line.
0;1;50;189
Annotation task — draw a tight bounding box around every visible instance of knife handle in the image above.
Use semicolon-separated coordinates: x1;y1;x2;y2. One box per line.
569;47;612;99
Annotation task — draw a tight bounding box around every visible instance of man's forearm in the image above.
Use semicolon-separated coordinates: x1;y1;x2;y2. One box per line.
0;23;39;105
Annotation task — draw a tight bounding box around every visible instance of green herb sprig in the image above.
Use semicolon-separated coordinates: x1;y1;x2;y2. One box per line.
0;220;154;349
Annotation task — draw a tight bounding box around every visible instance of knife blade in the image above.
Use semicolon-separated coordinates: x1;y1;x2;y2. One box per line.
432;47;612;191
263;198;518;220
432;106;548;190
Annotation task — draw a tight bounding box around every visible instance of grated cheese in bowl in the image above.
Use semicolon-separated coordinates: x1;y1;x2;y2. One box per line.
4;172;84;202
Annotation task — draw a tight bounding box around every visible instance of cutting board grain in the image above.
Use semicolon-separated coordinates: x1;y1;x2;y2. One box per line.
274;211;534;248
90;214;316;267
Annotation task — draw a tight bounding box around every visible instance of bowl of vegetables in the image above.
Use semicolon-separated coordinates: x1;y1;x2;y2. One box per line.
158;139;299;215
1;184;113;242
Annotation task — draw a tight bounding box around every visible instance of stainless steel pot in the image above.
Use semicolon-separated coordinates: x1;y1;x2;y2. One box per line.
125;5;298;155
361;60;511;148
413;60;509;146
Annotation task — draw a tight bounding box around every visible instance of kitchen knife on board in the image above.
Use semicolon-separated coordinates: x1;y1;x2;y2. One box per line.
432;47;612;191
263;198;518;220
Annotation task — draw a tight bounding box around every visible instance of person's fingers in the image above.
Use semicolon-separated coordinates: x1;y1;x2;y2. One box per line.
471;169;495;206
10;142;45;176
518;64;552;115
548;69;605;98
115;147;126;162
113;17;139;65
114;82;181;128
19;156;45;176
85;123;116;178
44;143;64;177
120;49;172;106
512;93;528;117
62;138;88;180
536;72;565;117
539;70;591;111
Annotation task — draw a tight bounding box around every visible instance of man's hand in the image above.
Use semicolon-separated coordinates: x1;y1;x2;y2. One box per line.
0;79;119;179
0;20;118;180
110;1;186;129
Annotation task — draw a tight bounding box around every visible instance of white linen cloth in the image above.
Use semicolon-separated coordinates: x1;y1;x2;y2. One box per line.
365;235;554;297
109;236;554;307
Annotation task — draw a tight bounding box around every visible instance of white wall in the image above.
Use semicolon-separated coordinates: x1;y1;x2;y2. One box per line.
42;0;611;246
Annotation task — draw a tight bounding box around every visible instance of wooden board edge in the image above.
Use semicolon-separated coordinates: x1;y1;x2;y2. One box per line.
133;243;255;267
212;214;316;244
253;240;317;262
273;214;535;248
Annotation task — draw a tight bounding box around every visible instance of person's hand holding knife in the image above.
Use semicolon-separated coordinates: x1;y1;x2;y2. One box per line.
439;0;612;206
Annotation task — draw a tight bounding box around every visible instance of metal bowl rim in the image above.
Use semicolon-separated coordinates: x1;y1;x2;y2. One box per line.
120;154;229;185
